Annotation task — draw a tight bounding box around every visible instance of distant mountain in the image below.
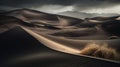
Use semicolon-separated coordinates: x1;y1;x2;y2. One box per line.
58;11;119;19
58;11;93;19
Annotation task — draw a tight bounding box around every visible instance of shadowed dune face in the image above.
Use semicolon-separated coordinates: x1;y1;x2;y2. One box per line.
51;28;96;37
101;20;120;36
80;43;120;61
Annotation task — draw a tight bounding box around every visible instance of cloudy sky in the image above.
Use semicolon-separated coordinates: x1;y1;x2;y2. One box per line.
0;0;120;14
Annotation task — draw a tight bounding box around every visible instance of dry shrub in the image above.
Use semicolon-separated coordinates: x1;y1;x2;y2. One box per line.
80;43;120;61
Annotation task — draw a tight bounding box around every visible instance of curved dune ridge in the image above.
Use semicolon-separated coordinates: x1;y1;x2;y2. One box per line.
22;26;120;61
21;26;80;55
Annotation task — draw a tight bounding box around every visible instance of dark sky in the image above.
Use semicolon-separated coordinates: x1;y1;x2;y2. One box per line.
0;0;120;14
0;0;120;7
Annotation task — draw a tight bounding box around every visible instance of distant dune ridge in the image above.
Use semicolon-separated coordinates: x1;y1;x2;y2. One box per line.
0;8;120;61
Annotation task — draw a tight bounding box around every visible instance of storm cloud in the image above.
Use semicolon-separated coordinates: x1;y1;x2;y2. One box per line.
0;0;120;7
0;0;120;14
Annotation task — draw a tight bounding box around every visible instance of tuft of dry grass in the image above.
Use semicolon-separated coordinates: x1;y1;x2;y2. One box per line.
80;43;120;61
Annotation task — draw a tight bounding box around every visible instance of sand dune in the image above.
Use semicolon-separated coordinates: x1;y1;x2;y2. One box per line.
21;26;120;52
2;8;83;26
0;8;120;62
0;27;119;67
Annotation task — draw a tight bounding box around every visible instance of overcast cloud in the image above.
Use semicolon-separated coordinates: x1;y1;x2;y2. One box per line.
0;0;120;14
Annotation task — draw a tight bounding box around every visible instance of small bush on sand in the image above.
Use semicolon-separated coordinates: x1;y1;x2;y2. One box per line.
80;43;120;61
